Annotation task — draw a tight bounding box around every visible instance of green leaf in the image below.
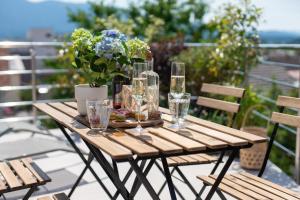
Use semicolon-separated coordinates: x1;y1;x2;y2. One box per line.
94;57;107;65
91;63;107;72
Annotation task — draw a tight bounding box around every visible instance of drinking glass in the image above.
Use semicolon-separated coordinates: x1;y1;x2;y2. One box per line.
86;99;112;133
132;62;148;133
168;93;191;128
170;62;185;128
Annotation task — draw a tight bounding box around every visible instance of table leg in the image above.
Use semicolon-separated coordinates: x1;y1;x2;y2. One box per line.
23;186;37;200
155;162;185;199
68;153;97;198
175;166;198;196
161;157;177;200
55;122;113;199
129;160;147;196
129;158;160;200
85;142;131;200
202;149;238;200
198;151;226;197
112;163;136;200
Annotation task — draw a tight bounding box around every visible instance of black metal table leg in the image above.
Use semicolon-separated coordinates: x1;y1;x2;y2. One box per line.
112;160;119;177
129;158;160;200
23;186;37;200
112;162;137;200
198;151;226;197
175;166;198;196
68;153;95;198
129;160;147;196
210;151;225;175
161;157;177;200
55;122;113;199
85;142;131;200
155;161;184;199
203;149;238;200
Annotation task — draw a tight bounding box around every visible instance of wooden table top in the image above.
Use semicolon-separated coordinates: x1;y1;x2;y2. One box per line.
34;102;267;161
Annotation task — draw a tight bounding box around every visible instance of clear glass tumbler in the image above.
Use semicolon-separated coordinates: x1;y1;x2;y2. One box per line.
86;99;112;133
168;93;191;128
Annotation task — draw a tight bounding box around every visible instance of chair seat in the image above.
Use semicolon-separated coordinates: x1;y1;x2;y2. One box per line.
197;172;300;200
0;158;51;194
37;193;69;200
167;153;217;167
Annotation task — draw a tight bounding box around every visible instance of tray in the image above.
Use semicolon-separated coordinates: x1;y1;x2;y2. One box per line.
109;118;164;128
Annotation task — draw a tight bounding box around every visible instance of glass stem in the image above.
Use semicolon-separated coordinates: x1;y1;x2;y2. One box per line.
176;100;179;127
137;99;142;130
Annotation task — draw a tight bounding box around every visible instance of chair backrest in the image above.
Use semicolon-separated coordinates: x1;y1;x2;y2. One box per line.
258;95;300;177
197;83;245;127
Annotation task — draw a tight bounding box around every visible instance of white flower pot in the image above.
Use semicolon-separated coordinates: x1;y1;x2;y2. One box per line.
75;84;108;115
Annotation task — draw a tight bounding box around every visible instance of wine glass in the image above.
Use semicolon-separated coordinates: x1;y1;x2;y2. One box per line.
132;62;148;133
170;62;185;128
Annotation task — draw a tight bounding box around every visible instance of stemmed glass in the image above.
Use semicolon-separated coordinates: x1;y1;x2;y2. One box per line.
132;62;148;134
170;62;185;128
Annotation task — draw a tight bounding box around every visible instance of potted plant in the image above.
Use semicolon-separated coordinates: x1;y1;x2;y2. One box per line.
71;28;152;115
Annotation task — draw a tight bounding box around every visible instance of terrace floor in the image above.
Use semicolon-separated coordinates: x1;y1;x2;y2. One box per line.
1;122;300;200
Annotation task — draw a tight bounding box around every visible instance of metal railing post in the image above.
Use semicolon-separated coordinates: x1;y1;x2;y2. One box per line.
30;48;37;125
296;71;300;183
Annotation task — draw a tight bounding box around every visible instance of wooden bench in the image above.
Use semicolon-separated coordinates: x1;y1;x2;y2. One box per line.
197;96;300;200
165;83;245;167
0;158;51;199
37;193;69;200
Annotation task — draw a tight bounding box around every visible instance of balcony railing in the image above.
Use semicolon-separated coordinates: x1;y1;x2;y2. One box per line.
1;41;300;182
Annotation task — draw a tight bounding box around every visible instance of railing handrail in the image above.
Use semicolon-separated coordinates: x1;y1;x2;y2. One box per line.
1;41;300;49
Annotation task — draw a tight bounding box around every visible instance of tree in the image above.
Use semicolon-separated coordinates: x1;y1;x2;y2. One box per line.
67;0;208;42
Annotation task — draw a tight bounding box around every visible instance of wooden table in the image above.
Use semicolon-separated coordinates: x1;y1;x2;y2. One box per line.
34;102;266;200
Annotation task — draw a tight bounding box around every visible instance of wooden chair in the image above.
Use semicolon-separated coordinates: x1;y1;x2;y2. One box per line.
157;83;245;196
37;193;69;200
0;157;51;200
197;95;300;200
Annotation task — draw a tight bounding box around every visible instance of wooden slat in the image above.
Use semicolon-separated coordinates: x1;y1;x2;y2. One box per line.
0;177;7;192
197;154;217;162
277;96;300;109
162;121;227;149
178;155;198;163
9;160;37;185
233;173;299;200
197;97;240;113
166;158;177;166
125;129;183;155
147;127;206;152
172;113;267;144
169;156;188;165
224;175;282;200
0;163;22;188
34;103;132;160
107;132;159;157
64;101;77;109
217;176;270;200
240;172;300;199
201;83;245;98
188;154;210;163
37;197;53;200
49;102;79;117
186;123;248;146
197;176;255;200
162;114;247;146
21;158;44;183
167;154;216;166
271;112;300;128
